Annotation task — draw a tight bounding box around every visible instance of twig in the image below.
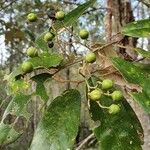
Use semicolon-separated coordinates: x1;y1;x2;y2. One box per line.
52;75;84;84
0;0;16;11
76;133;95;150
93;36;122;52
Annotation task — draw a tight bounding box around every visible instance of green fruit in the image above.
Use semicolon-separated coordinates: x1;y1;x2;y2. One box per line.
85;52;96;63
102;79;113;90
108;104;120;114
21;62;33;73
55;11;65;20
27;13;37;22
111;91;123;101
44;32;54;42
27;47;38;57
89;89;102;101
79;29;89;39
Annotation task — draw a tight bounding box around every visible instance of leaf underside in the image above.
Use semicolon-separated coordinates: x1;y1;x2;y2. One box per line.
30;89;81;150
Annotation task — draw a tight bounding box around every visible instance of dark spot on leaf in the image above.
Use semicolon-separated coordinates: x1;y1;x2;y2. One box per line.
3;114;17;125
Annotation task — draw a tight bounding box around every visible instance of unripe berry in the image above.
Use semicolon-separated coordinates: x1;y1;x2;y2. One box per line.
85;52;96;63
27;13;37;22
21;62;33;73
108;104;121;114
111;91;123;101
89;89;102;101
44;32;54;42
102;79;113;90
55;11;65;21
79;29;89;39
27;47;38;57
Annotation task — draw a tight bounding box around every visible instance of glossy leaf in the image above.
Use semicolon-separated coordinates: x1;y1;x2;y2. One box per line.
30;89;81;150
122;19;150;37
134;47;150;58
112;58;150;114
134;63;150;74
131;91;150;113
0;94;31;145
112;57;149;86
35;0;96;51
88;76;143;150
54;0;96;30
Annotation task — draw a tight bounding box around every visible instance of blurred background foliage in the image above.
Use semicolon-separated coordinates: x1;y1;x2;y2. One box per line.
0;0;150;149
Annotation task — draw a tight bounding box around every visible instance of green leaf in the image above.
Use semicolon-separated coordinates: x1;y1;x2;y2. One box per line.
35;0;96;51
54;0;96;30
0;94;31;145
8;79;30;94
122;19;150;37
130;79;150;113
35;33;49;52
134;63;150;74
134;47;150;58
30;89;81;150
131;91;150;113
112;57;150;114
31;73;51;101
111;57;149;86
88;76;143;150
5;52;62;83
0;123;19;145
28;52;63;69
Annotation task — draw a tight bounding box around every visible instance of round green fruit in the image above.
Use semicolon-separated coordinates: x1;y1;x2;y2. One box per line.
79;29;89;39
102;79;113;90
89;89;102;101
111;91;123;101
27;47;38;57
21;62;33;73
55;11;65;20
85;52;96;63
27;13;37;22
44;32;54;42
108;104;120;114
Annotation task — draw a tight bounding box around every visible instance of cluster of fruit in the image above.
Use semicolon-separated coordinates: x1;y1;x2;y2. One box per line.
21;11;66;74
23;10;123;115
88;79;123;115
21;10;90;74
84;50;123;114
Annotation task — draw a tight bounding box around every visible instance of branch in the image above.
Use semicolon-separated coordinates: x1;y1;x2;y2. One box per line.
0;0;16;11
76;133;95;150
